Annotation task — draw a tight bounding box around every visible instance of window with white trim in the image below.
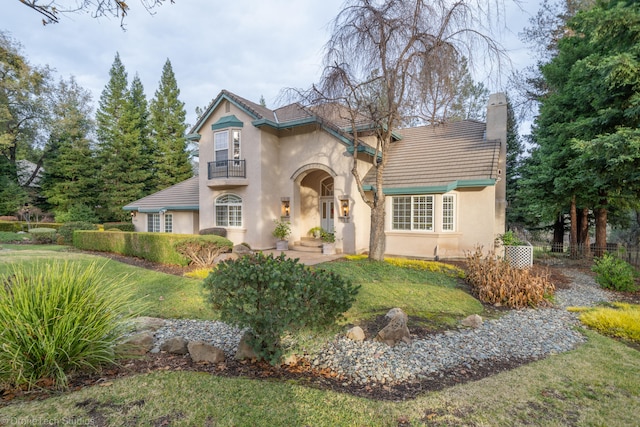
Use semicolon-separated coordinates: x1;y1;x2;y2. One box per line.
147;213;160;232
215;194;242;227
164;213;173;233
232;130;241;163
442;194;456;231
214;131;228;166
392;195;433;231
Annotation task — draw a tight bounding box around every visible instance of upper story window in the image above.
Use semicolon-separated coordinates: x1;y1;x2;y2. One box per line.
232;130;241;162
216;194;242;227
214;131;229;165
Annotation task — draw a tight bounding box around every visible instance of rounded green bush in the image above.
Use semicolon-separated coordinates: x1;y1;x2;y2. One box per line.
0;261;138;389
202;252;359;364
592;253;639;292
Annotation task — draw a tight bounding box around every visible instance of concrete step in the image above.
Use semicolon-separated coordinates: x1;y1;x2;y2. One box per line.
298;237;322;248
291;243;322;253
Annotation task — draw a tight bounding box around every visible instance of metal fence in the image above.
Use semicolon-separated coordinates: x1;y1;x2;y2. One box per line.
532;243;640;267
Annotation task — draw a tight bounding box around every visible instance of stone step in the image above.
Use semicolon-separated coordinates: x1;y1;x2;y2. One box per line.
298;237;322;248
290;244;322;253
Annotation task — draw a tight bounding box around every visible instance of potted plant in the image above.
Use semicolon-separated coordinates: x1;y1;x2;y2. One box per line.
320;228;336;255
272;218;291;251
498;230;533;268
308;226;322;239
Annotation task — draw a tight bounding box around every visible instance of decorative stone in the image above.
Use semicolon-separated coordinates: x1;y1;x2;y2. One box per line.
232;244;253;256
385;308;408;323
160;336;189;354
115;332;154;356
375;308;411;347
283;354;298;366
188;341;226;363
461;314;483;328
346;326;365;342
235;331;259;360
214;253;239;264
131;316;166;332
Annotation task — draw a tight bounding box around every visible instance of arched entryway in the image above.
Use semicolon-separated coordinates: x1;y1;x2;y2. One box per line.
291;164;337;237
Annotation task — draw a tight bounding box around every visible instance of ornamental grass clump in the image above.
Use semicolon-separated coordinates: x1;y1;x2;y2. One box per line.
464;247;554;308
202;252;359;364
0;261;137;389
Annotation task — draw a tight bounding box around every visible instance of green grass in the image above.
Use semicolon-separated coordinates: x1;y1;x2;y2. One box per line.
318;258;483;328
0;232;31;243
0;246;216;320
1;330;638;426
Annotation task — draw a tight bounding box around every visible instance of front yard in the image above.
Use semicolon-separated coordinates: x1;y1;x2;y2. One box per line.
0;246;638;426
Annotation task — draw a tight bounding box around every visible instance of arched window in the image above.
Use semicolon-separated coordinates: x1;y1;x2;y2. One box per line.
215;194;242;227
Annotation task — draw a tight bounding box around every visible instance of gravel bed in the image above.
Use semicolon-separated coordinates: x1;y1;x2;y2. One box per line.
150;268;609;385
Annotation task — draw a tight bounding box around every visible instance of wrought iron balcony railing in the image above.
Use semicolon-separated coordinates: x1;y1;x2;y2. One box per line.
208;160;246;179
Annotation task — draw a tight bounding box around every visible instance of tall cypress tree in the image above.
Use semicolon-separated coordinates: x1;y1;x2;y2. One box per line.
41;77;99;219
149;59;192;190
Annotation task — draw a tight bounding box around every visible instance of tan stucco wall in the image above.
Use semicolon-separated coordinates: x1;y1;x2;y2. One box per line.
131;211;199;234
384;187;497;259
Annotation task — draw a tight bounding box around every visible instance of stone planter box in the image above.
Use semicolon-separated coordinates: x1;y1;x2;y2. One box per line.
322;242;336;255
505;244;533;268
275;240;289;251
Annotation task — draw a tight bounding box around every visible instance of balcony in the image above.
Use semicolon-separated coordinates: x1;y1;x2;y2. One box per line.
207;160;248;189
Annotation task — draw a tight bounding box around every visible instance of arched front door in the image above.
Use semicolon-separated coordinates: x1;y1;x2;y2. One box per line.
320;177;334;232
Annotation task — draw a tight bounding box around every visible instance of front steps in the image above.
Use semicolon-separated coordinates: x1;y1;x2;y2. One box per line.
291;237;322;253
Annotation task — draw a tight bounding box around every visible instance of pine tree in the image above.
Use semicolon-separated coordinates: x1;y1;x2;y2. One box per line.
149;59;191;191
41;77;99;219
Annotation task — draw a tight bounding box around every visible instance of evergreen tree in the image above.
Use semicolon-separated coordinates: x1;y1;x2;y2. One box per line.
149;59;191;190
41;77;98;219
505;95;525;228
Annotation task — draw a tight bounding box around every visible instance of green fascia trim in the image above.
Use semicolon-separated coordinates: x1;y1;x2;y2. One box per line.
191;93;260;133
132;206;200;213
186;133;201;142
252;116;318;130
343;124;403;141
212;115;244;130
364;179;497;194
346;145;381;158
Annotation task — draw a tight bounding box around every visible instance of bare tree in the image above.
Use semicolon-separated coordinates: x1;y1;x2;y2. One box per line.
302;0;506;261
17;0;172;26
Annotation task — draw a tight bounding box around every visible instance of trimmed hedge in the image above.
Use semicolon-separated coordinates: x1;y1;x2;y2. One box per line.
73;231;233;266
0;221;64;232
103;222;135;232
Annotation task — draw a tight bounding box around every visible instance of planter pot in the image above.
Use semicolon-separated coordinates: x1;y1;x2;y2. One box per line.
322;242;336;255
505;244;533;268
275;240;289;251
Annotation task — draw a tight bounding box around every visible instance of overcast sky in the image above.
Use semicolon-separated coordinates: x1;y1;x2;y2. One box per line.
3;0;540;129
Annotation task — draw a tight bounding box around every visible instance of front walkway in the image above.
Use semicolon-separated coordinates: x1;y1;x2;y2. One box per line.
261;249;344;266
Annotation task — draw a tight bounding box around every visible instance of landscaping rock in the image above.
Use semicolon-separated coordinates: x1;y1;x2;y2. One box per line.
160;336;189;354
235;331;259;360
188;341;226;363
375;308;412;346
232;244;253;256
346;326;365;342
283;354;298;366
116;332;154;356
385;307;408;323
461;314;483;328
131;316;166;332
214;253;239;263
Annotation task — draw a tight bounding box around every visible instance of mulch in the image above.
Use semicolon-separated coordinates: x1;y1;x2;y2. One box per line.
2;251;639;405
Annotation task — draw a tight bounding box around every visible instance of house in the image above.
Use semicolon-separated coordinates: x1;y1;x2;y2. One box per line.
124;90;507;259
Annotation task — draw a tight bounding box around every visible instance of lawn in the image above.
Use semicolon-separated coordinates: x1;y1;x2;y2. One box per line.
0;246;639;426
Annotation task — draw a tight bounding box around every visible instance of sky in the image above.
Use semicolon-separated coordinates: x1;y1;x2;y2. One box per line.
2;0;541;131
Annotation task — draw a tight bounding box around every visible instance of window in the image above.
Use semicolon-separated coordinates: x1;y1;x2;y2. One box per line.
232;130;241;163
147;213;160;232
392;196;433;231
442;194;456;231
164;213;173;233
216;194;242;227
214;131;228;166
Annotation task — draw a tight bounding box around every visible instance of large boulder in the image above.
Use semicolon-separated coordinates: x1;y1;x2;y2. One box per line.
115;332;154;356
235;331;259;360
346;326;365;342
461;314;483;328
232;244;253;256
188;341;226;363
160;336;189;354
130;316;166;332
375;308;411;347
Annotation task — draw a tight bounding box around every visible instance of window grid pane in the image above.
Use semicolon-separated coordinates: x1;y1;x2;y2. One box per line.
214;131;228;151
392;197;411;230
164;214;173;233
147;213;160;232
215;194;242;227
216;206;228;227
443;195;455;231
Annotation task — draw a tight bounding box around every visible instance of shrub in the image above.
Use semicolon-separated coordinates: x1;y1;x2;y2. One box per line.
576;303;640;342
202;253;360;364
173;237;233;267
55;203;100;224
0;231;30;243
591;253;639;292
28;227;57;244
497;230;525;246
0;261;137;389
73;231;233;266
184;268;214;279
272;218;291;240
58;221;99;245
464;247;555;308
103;222;135;232
0;221;25;232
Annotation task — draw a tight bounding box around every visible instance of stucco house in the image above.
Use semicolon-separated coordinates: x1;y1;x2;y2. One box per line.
124;90;507;259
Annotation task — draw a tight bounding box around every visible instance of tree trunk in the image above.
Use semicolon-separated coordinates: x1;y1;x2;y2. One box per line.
368;194;386;261
552;213;564;253
594;194;608;257
579;207;591;257
570;196;578;258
